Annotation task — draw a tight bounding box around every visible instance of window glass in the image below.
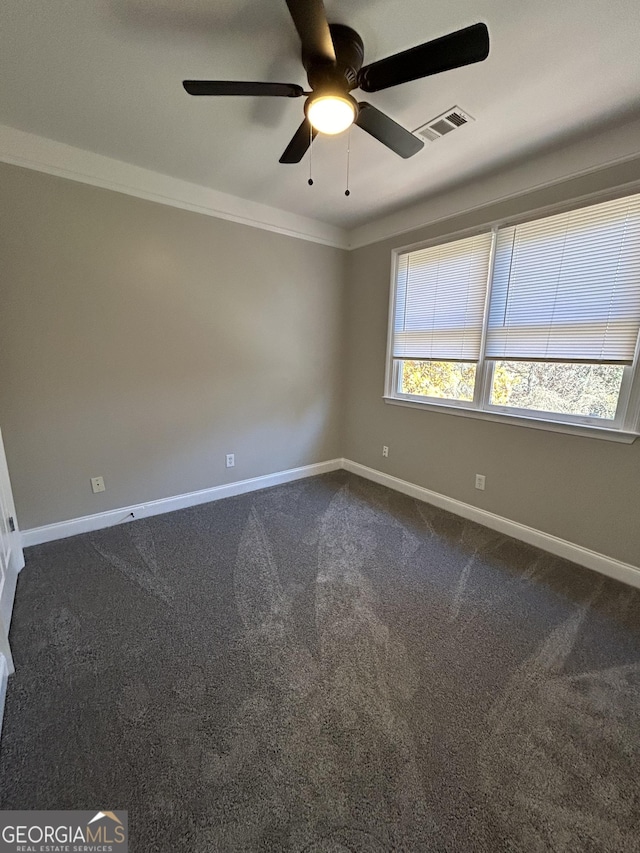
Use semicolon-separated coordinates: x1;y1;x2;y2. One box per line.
400;360;477;402
489;361;624;419
387;190;640;434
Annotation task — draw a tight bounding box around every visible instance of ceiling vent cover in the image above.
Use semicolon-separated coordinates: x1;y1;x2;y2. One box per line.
415;107;474;142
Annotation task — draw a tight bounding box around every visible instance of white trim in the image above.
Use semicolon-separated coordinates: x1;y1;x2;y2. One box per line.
383;395;638;444
3;123;640;253
21;459;343;547
622;316;640;431
351;163;640;250
0;556;15;678
383;250;400;398
347;123;640;250
382;187;640;444
0;654;8;739
21;456;640;590
342;459;640;589
0;124;347;250
9;454;640;744
0;550;26;680
473;228;499;408
0;556;19;637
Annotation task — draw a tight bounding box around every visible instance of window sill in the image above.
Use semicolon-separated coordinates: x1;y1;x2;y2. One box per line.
383;396;639;444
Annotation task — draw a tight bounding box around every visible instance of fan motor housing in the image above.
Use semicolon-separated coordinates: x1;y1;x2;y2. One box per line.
304;24;364;92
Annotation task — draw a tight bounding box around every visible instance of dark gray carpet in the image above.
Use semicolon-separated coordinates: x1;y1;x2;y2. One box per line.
1;471;639;852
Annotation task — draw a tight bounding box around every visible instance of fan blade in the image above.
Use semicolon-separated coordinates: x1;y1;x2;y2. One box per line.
279;118;318;164
358;23;489;93
183;81;304;97
355;103;424;159
285;0;335;65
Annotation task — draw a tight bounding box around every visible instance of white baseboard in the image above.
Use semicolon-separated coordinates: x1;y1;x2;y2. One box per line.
22;459;343;547
0;654;7;738
8;455;638;746
343;459;640;590
19;455;640;590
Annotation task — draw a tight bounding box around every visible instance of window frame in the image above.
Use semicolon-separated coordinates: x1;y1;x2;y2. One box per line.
383;189;640;444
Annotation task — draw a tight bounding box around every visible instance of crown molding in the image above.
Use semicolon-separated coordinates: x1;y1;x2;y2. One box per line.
0;124;348;250
346;116;640;249
3;120;640;255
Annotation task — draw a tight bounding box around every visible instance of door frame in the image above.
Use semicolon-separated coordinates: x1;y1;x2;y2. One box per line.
0;427;24;675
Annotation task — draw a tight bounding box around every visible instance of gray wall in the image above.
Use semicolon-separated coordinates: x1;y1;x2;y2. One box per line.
2;157;640;567
344;161;640;567
0;163;346;528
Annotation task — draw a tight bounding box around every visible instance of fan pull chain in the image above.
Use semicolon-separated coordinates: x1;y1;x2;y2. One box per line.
345;127;351;197
308;123;314;186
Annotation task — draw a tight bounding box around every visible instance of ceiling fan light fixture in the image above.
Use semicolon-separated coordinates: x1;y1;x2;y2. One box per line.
307;94;356;135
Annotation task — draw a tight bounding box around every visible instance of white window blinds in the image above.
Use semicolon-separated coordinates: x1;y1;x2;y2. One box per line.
393;231;493;362
486;194;640;363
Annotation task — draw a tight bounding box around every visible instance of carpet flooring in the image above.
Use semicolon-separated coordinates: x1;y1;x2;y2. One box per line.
1;471;639;852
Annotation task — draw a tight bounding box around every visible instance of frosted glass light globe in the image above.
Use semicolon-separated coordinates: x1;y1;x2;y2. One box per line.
307;95;355;135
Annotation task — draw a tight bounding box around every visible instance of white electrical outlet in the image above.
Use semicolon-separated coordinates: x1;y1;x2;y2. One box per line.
382;445;389;458
475;474;486;491
91;476;105;494
226;453;235;468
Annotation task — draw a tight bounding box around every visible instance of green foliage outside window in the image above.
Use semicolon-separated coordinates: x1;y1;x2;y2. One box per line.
401;360;624;419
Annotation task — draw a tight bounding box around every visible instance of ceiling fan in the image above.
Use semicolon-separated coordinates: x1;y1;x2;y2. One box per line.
183;0;489;164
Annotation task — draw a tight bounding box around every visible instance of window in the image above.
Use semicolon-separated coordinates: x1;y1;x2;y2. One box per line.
386;191;640;439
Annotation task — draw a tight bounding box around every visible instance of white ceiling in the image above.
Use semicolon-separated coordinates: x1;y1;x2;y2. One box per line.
1;0;639;229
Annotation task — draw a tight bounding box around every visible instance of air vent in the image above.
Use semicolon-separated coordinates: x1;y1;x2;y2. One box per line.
415;107;474;142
